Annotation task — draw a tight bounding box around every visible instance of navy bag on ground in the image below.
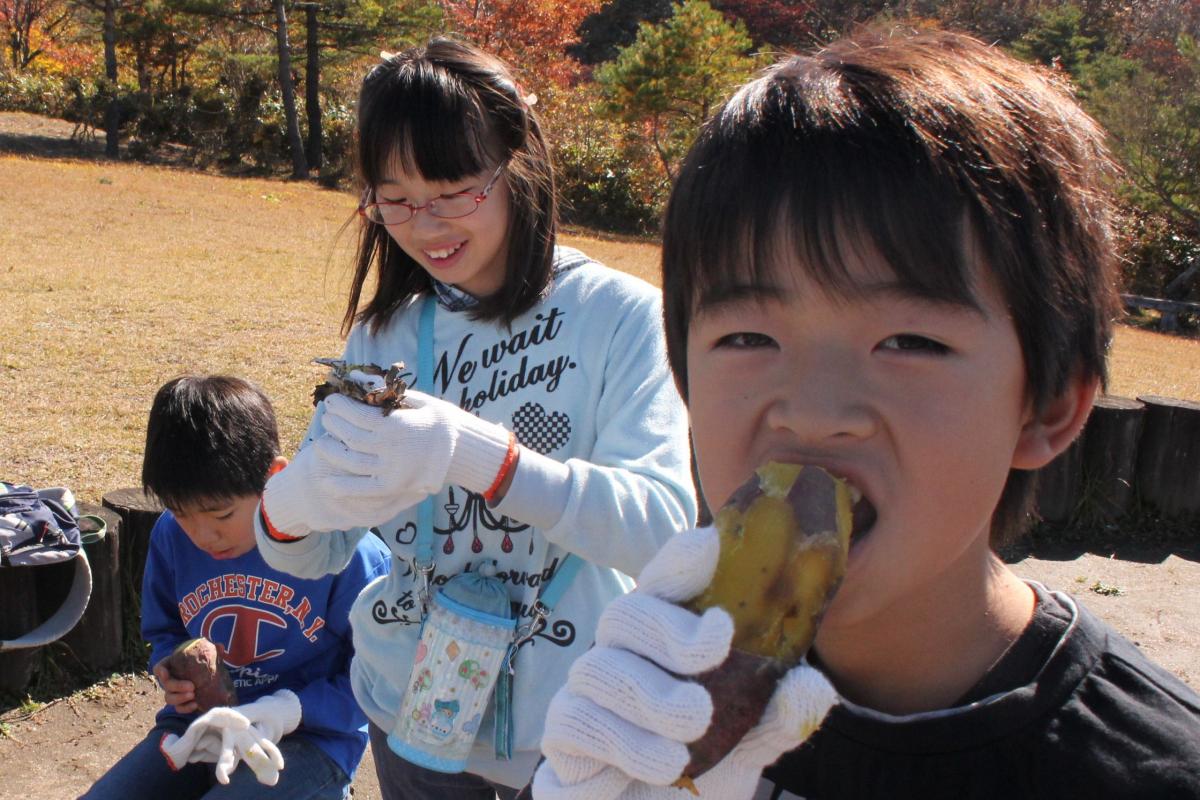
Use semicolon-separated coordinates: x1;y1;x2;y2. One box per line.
0;482;94;651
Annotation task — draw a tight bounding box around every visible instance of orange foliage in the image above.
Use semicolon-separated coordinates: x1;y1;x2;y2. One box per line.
439;0;602;88
0;0;95;76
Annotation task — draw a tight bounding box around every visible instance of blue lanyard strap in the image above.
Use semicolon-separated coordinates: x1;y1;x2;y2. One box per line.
538;553;582;613
414;296;437;570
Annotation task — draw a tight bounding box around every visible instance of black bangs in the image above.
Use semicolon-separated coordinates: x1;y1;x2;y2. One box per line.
358;59;498;186
142;376;279;512
665;65;984;385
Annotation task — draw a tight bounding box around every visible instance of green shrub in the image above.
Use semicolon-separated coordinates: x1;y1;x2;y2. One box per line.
545;85;665;235
1120;208;1200;300
0;69;73;116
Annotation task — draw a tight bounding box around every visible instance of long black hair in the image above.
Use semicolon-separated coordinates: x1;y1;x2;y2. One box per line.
347;37;557;333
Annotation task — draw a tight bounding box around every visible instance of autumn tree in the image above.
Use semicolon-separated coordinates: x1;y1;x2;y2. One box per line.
710;0;815;51
1;0;71;69
70;0;129;156
571;0;672;65
595;0;754;181
439;0;602;88
1090;36;1200;255
289;0;440;172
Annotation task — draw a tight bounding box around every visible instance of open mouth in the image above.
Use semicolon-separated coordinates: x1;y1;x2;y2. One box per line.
769;464;876;550
425;242;464;261
848;485;877;545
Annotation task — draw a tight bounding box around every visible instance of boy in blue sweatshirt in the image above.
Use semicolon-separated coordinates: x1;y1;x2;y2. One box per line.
82;375;390;800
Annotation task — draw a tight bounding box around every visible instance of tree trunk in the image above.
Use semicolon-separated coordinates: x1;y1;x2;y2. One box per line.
102;0;120;159
1081;395;1145;522
301;2;322;171
60;503;125;671
1164;257;1199;300
273;0;309;179
1135;395;1200;519
136;47;150;93
102;487;164;623
1035;434;1085;524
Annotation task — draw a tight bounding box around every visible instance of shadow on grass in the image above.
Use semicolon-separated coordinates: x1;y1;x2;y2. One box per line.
0;639;146;716
0;114;324;184
0;130;109;160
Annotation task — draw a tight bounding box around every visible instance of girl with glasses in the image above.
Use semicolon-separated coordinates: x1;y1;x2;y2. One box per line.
253;37;697;800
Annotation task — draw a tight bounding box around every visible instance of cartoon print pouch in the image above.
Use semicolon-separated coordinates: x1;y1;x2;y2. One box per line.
388;569;516;773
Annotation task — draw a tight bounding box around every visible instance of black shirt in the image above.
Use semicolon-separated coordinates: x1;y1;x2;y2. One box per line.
759;583;1200;799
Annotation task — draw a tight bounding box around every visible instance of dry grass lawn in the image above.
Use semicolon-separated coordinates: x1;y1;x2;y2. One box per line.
1;152;1198;506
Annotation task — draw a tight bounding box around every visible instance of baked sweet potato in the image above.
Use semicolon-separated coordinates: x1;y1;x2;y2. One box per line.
312;358;408;413
164;637;238;712
677;463;865;790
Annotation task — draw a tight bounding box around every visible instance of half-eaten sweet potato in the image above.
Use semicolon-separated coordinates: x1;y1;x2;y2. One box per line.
164;637;238;712
675;462;868;792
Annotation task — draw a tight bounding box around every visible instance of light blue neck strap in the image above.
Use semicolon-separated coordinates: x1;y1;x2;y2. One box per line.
413;296;437;572
537;552;582;612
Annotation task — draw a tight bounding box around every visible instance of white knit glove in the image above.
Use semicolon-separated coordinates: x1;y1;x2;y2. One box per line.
259;440;407;538
533;527;838;800
160;689;302;786
318;390;514;504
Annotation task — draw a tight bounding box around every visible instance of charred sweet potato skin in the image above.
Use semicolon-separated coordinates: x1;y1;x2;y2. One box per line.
165;637;238;712
680;463;851;780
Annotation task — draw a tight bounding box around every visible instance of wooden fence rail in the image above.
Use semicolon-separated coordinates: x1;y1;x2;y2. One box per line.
1036;393;1200;524
1121;294;1200;333
0;493;160;697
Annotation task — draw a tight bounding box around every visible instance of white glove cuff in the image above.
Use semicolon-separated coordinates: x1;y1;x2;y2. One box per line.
249;689;303;740
260;481;314;539
444;415;514;494
491;446;572;530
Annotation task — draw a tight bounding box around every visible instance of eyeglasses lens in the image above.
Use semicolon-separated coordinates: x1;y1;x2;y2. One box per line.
367;194;481;225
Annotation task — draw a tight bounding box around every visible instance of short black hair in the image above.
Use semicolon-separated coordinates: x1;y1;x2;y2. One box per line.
662;26;1121;545
347;37;557;331
142;375;280;511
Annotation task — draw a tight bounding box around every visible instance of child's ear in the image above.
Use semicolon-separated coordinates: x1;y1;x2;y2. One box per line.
269;455;288;475
1011;373;1099;470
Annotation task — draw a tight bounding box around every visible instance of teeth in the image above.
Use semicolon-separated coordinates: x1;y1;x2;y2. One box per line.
426;243;463;259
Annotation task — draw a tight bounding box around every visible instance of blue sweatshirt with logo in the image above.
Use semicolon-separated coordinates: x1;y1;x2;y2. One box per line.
142;510;391;780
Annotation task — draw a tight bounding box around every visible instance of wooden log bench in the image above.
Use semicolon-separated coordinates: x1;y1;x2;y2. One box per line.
102;487;163;616
1081;395;1145;523
0;566;42;696
1035;435;1085;524
62;503;124;671
0;504;125;695
1136;395;1200;519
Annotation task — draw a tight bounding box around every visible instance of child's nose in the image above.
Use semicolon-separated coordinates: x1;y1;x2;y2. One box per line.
410;205;450;233
765;355;876;441
190;523;221;547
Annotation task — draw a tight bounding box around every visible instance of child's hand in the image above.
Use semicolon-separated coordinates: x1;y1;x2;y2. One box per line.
318;390;514;513
533;527;838;800
152;658;198;714
259;442;409;537
159;689;301;786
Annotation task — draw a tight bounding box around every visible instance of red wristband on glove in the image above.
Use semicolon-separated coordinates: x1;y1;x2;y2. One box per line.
483;432;519;504
260;461;303;542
